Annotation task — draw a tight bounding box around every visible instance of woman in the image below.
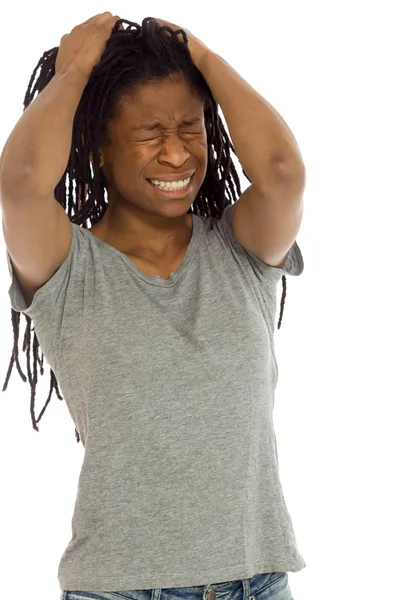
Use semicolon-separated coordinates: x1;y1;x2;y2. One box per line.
0;12;306;600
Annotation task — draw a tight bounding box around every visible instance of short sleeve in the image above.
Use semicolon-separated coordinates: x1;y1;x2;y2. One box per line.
219;203;304;282
5;222;79;319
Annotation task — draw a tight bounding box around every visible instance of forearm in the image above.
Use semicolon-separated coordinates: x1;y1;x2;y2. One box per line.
0;65;89;198
196;51;305;187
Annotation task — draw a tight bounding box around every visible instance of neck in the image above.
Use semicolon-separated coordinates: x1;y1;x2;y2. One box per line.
91;210;193;260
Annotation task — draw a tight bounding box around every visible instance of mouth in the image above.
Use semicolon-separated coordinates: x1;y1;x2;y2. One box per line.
146;173;195;197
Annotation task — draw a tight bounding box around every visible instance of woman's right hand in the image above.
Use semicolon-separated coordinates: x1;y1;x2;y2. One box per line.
55;12;121;78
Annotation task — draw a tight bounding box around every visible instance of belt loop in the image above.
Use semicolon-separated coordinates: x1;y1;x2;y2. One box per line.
242;578;250;600
203;585;213;600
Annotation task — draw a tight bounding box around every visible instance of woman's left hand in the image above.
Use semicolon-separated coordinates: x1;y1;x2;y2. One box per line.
150;17;211;67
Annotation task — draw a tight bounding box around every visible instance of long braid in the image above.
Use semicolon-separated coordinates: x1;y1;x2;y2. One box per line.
1;17;287;443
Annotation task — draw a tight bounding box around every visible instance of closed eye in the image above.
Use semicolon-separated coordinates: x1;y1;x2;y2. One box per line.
136;131;204;142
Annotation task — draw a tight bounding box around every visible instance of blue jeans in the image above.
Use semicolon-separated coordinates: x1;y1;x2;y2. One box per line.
61;572;294;600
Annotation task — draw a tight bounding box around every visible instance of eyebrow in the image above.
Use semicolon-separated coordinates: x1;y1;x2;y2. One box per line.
130;117;203;132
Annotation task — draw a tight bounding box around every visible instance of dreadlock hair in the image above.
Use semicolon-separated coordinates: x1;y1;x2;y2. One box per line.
2;17;288;443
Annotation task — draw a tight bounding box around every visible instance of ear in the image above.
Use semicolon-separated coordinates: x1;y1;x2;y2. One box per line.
88;149;105;168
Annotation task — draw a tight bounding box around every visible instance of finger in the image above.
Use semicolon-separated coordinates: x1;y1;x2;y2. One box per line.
94;14;121;30
94;12;118;25
81;12;112;25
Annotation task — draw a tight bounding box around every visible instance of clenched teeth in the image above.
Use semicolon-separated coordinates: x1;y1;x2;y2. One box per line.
150;177;191;189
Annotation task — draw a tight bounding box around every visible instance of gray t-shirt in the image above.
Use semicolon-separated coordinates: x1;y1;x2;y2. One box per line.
6;202;306;592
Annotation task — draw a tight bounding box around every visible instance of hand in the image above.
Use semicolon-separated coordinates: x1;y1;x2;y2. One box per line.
150;17;211;67
55;11;122;78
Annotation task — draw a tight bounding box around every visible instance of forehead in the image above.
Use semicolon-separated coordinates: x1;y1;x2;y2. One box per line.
115;78;204;127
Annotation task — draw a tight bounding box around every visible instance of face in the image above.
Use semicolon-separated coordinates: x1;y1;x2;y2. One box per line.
98;76;208;224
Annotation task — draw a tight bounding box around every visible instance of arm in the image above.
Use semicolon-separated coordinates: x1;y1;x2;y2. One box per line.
0;65;89;199
195;50;305;186
193;47;305;270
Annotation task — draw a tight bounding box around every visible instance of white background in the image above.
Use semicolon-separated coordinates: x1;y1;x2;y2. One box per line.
0;1;399;599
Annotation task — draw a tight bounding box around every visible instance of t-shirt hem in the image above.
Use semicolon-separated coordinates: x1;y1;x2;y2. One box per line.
59;558;306;591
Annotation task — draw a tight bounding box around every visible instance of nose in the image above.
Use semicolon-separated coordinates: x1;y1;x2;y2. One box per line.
157;133;191;166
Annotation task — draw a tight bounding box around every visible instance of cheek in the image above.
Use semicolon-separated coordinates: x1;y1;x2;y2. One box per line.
107;152;137;179
199;143;208;167
190;137;207;156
